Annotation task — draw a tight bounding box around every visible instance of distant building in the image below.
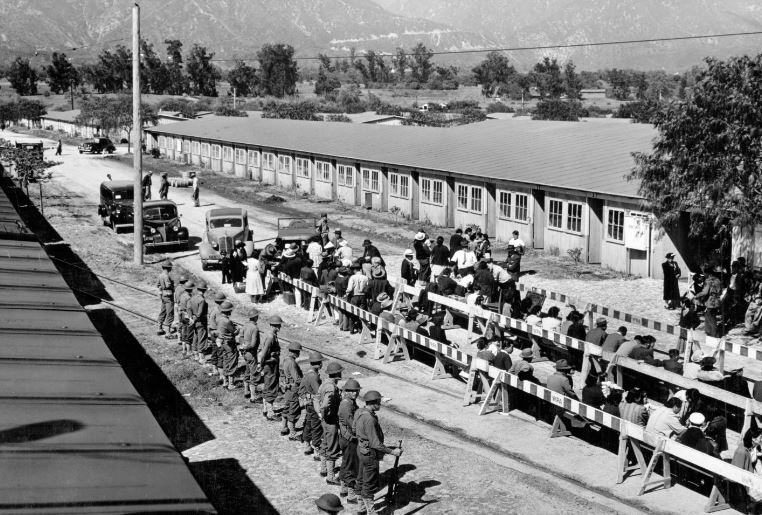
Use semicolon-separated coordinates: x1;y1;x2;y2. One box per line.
580;89;607;100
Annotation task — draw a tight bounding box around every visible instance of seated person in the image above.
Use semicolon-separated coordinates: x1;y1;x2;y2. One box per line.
629;335;661;366
602;326;627;353
646;397;686;439
541;306;562;332
474;337;495;363
662;348;684;375
466;284;484;306
603;389;622;417
565;310;587;340
427;312;451;345
678;413;719;457
524;304;542;326
745;291;762;336
619;387;649;426
696;356;725;383
456;269;474;291
509;348;538;383
436;267;458;296
492;340;514;371
581;373;605;409
370;292;393;317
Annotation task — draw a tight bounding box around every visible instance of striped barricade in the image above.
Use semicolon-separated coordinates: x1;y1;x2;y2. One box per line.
279;274;321;323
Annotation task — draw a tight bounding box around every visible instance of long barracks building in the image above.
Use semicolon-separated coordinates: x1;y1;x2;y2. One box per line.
145;116;691;280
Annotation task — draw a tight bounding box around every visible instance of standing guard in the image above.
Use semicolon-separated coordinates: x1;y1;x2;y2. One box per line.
258;315;283;421
299;351;324;459
178;281;194;356
171;274;188;340
208;292;226;380
188;281;209;365
240;310;261;402
157;261;174;336
217;301;239;390
338;378;361;505
280;341;303;438
318;361;344;486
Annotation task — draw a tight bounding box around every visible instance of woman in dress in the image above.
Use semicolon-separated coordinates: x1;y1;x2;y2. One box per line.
245;249;265;303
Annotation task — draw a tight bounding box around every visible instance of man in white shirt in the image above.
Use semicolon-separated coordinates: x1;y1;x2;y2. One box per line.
508;230;525;255
191;173;200;207
451;241;477;275
457;272;474;290
337;240;353;262
645;397;686;438
489;260;511;285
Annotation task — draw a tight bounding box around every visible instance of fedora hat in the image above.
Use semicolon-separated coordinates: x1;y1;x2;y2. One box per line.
414;232;426;241
372;268;385;279
282;248;296;258
555;359;571;371
521;348;534;358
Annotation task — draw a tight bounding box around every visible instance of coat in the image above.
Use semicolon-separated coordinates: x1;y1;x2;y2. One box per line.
662;260;681;302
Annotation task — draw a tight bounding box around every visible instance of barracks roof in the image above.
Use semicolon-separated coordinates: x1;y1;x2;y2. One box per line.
146;115;657;199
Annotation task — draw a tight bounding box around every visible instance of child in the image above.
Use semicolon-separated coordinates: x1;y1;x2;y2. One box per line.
220;250;231;284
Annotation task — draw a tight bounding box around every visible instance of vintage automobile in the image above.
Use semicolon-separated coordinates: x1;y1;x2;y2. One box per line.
97;180;134;232
199;208;251;270
78;137;116;154
277;217;316;245
142;199;189;251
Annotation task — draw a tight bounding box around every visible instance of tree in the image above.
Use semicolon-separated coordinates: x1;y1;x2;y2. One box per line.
314;67;341;96
227;59;257;97
427;65;459;90
628;54;762;239
607;68;629;100
261;100;322;120
76;95;158;152
186;44;221;96
8;57;38;96
531;57;563;99
365;50;378;83
257;44;298;98
215;106;248;117
317;53;333;72
410;43;433;84
563;61;582;100
82;45;131;93
472;52;515;98
140;39;170;94
46;53;79;94
532;99;581;121
164;39;188;95
393;47;407;81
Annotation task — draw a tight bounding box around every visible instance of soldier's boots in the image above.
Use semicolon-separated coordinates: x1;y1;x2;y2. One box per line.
303;440;314;455
325;460;340;485
280;418;290;436
347;488;360;505
313;447;322;461
287;421;301;441
263;401;277;421
362;497;376;515
249;384;258;403
319;456;328;477
339;481;348;497
227;377;236;390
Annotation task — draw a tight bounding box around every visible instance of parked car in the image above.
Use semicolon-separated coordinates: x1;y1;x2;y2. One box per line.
97;180;134;232
142;199;189;251
277;217;316;246
78;137;116;154
199;208;251;270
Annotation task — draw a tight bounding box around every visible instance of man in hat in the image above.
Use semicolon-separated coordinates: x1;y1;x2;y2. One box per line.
315;493;344;514
546;359;578;400
337;239;353;263
318;361;344;484
346;265;369;333
662;252;681;310
401;249;417;286
142;170;153;200
354;390;402;515
258;315;283;420
509;348;538;383
316;213;330;246
299;351;324;456
365;267;392;303
413;231;431;285
678;412;718;456
240;309;261;402
330;229;344;249
158;172;170;200
217;301;239;390
188;281;210;365
280;340;303;438
449;229;463;258
178;281;195;356
361;239;384;265
335;266;351;332
171;274;188;340
191;172;200;207
369;292;393;317
207;292;227;374
156;261;174;336
338;378;361;503
586;318;608;347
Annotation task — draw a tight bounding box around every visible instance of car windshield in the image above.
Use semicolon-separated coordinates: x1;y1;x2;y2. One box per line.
209;217;243;228
113;190;134;201
144;205;177;221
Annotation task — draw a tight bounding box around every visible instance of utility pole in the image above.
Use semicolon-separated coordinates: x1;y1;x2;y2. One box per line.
233;87;236;110
132;3;143;265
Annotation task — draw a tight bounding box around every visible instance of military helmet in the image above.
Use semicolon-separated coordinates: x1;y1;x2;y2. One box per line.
288;341;302;352
178;275;188;283
214;292;226;302
308;351;324;363
343;378;361;391
363;390;382;403
184;281;195;290
325;361;343;375
219;301;234;312
195;281;208;291
161;260;173;269
269;315;283;325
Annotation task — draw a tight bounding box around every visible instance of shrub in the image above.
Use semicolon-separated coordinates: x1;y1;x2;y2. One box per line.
448;100;480;110
614;100;663;123
548;245;560;257
532;100;582;121
261;100;323;121
567;247;583;264
215;106;248;117
486;102;514;114
325;113;351;122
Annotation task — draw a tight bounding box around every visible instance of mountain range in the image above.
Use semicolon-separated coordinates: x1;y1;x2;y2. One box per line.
0;0;761;71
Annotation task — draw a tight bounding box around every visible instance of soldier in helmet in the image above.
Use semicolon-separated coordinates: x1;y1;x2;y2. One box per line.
178;281;195;356
208;292;226;376
280;340;304;438
188;281;210;364
171;274;188;339
157;261;174;336
338;378;361;504
318;361;344;485
354;390;402;515
240;310;261;402
217;301;239;390
258;315;283;420
299;351;324;458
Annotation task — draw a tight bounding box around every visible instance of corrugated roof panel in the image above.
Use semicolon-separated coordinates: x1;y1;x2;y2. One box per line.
0;362;139;400
0;333;117;362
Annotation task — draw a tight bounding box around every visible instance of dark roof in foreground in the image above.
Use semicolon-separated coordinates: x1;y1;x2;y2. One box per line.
147;116;657;199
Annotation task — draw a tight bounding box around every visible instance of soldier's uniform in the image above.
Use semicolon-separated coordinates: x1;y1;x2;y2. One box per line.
240;314;261;401
171;275;188;338
157;262;174;335
258;316;282;420
187;282;209;363
299;353;324;458
178;281;194;355
317;362;343;483
208;293;226;376
354;391;397;515
338;381;361;503
217;301;239;389
280;342;303;438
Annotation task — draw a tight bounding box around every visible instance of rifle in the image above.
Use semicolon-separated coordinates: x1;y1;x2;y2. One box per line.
386;438;403;512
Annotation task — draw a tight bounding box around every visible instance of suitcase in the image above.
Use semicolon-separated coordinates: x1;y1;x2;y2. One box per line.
281;291;295;305
233;281;245;293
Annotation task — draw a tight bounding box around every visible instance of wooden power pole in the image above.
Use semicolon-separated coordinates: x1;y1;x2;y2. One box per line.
132;3;143;264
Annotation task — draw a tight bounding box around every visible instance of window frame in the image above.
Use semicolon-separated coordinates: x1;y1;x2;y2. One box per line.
235;148;246;164
201;142;210;157
247;150;260;167
548;199;563;229
606;207;625;243
566;201;584;234
456;184;469;211
431;180;443;205
211;144;221;159
338;164;355;187
295;157;311;178
389;171;410;199
223;146;233;162
361;167;380;193
176;138;182;152
315;160;332;182
498;191;511;220
158;136;165;148
192;141;200;155
263;152;275;170
182;140;190;153
514;193;529;221
470;186;483;214
278;154;292;174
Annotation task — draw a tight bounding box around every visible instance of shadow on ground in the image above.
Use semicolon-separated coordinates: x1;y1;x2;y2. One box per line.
189;458;278;515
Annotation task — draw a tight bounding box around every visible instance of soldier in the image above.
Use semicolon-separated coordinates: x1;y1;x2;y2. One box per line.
258;315;283;421
208;292;226;380
318;361;344;485
354;390;402;515
338;378;361;504
178;281;195;356
217;301;239;390
280;341;303;438
157;261;174;336
188;281;210;365
240;310;261;402
159;172;170;200
171;274;188;340
299;351;324;459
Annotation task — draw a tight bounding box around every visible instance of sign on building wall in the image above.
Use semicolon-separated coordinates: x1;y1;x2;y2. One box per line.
624;213;650;251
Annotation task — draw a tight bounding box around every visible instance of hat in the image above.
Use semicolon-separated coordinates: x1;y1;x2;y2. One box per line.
688;412;706;426
595;317;607;327
309;351;324;363
700;356;717;368
184;281;195;290
371;256;381;265
269;315;283;325
341;258;352;267
288;341;302;352
282;248;296;258
691;349;705;363
338;240;348;247
372;268;385;279
334;229;342;234
161;261;173;269
178;275;188;283
362;239;372;247
315;493;344;513
555;359;571;371
219;301;234;312
404;249;414;256
665;252;675;259
414;232;426;241
195;281;208;291
324;242;335;250
376;292;390;303
416;313;430;325
160;171;167;177
337;266;349;275
343;378;361;391
326;361;344;375
249;308;260;320
320;212;327;218
363;390;382;403
214;292;226;302
521;348;534;358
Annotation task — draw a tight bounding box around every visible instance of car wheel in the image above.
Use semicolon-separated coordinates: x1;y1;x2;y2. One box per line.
79;150;83;154
201;259;208;271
